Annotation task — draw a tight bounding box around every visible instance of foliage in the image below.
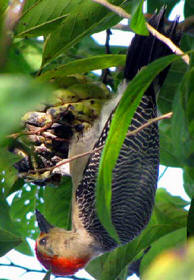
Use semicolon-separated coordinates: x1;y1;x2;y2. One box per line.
0;0;193;280
142;238;194;280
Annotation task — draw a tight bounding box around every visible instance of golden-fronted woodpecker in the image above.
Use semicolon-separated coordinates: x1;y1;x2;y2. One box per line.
35;9;181;276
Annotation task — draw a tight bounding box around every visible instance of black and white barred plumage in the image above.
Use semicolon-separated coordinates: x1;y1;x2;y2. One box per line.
74;8;181;252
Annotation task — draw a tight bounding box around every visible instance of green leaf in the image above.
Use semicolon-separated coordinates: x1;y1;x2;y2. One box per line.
0;227;22;257
87;188;187;280
59;35;128;69
10;184;40;240
15;239;33;256
181;34;194;54
183;68;194;137
171;69;194;167
187;198;194;238
0;0;8;26
41;0;132;66
16;0;72;37
147;0;179;16
152;189;187;226
96;54;181;243
0;198;24;256
158;60;190;168
17;14;69;37
0;198;19;234
9;178;72;246
183;168;194;198
143;239;194;280
154;188;189;209
14;0;132;65
0;198;32;257
159;123;181;167
22;0;40;13
140;228;186;276
130;0;148;35
43;177;72;229
86;253;108;280
4;38;43;74
184;0;194;17
0;0;9;13
116;266;128;280
42;270;51;280
0;75;53;143
0;148;19;194
158;65;194;168
6;178;25;197
158;59;187;114
38;54;126;82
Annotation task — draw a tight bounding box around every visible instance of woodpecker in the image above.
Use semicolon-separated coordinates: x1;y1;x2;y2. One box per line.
35;9;181;276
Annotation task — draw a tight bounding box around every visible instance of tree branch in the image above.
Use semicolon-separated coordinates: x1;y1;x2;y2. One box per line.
0;0;26;68
113;15;194;36
92;0;190;65
101;29;114;87
0;262;89;280
93;0;131;19
126;112;173;137
0;261;45;274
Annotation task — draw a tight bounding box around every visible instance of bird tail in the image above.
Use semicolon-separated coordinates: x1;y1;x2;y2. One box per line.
124;7;181;89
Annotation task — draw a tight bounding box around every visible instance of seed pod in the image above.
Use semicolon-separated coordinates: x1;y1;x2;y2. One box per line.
10;75;110;185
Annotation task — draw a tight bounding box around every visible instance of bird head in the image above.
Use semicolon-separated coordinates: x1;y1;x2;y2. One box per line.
35;210;92;276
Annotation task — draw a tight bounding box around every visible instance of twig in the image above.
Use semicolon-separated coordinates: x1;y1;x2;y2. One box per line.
0;262;45;274
93;0;131;19
146;23;189;64
126;112;173;137
27;112;173;174
113;15;194;35
158;166;168;181
101;29;113;86
8;122;54;139
105;29;112;54
112;23;133;32
92;0;190;65
0;262;89;280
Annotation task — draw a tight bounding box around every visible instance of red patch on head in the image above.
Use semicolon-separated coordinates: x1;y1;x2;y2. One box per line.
35;241;90;276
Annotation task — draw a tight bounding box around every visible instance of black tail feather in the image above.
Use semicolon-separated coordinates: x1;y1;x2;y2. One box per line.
124;8;181;87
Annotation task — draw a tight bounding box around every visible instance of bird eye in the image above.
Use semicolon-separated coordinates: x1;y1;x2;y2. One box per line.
39;237;47;246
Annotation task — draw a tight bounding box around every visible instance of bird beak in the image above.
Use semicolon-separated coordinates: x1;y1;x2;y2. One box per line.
35;209;54;233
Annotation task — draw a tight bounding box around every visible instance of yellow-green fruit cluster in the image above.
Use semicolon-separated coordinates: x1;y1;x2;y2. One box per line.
12;75;110;185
